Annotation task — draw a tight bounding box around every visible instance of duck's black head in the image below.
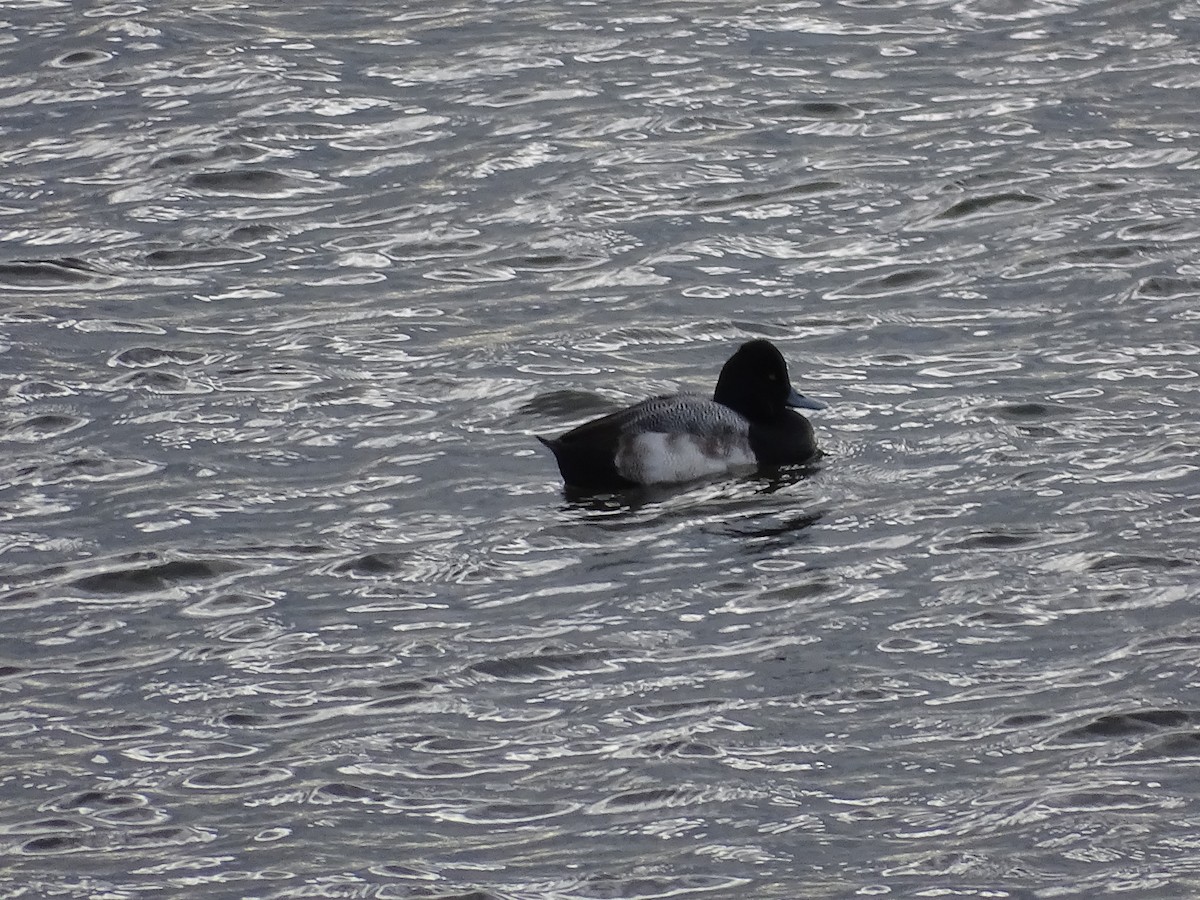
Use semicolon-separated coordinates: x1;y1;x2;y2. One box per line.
713;339;826;422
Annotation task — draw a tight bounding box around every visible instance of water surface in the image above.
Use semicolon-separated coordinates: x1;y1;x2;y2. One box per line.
2;1;1199;897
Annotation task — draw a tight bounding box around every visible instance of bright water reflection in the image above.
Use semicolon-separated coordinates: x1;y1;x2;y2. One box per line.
1;0;1199;897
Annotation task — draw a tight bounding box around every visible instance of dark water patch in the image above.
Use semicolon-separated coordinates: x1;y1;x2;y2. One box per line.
998;713;1054;728
144;246;263;269
228;223;284;244
932;528;1041;552
13;562;69;582
496;252;608;271
864;352;919;366
304;384;374;407
468;649;618;682
945;169;1041;190
988;401;1075;420
377;678;439;696
767;100;863;119
72;557;241;594
57;790;146;812
112;370;205;393
1137;634;1200;652
4;413;88;441
1087;553;1191;572
154;142;268;170
1117;219;1199;242
994;402;1048;418
1134;276;1200;299
221;711;315;728
0;258;116;291
757;578;834;606
1067;178;1135;195
21;834;88;855
153;150;210;169
414;736;505;754
1058;709;1197;741
109;346;207;367
10;380;75;400
1007;244;1152;277
312;782;387;803
1061;244;1149;266
934;191;1046;221
1122;732;1200;763
187;169;301;196
49;49;114;67
9;817;87;836
831;266;949;298
336;553;401;576
870;267;944;290
727;509;824;539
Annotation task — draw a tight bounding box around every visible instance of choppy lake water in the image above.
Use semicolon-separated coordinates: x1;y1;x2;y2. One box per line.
2;1;1199;897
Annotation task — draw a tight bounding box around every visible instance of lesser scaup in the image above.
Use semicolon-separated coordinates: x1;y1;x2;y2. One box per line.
538;339;827;491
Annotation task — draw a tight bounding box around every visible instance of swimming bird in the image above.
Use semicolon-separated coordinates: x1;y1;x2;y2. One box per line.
537;339;827;491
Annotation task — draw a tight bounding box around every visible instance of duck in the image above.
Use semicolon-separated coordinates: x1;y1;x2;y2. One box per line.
537;339;827;491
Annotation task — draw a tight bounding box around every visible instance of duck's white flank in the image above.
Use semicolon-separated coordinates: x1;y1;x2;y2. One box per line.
616;431;755;484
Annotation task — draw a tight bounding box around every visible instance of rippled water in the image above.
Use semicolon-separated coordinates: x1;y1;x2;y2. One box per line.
3;1;1199;896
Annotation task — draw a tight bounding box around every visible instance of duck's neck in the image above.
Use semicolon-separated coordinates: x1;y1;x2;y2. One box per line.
714;379;773;422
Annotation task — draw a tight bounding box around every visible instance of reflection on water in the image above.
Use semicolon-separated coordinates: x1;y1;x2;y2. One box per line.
2;0;1199;896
